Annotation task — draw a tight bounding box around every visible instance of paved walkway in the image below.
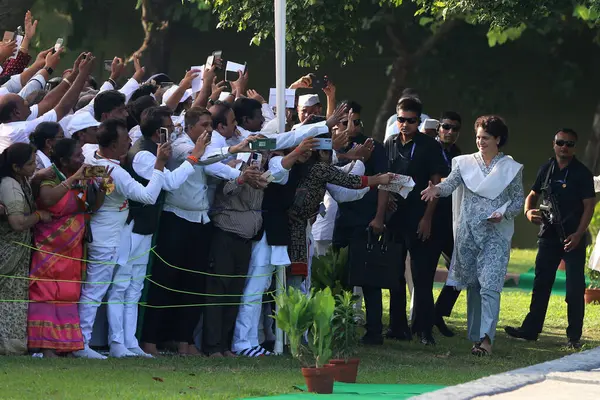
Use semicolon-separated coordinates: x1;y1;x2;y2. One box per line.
412;347;600;399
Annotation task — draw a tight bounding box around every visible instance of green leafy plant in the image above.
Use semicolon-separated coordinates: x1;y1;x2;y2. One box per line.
271;286;314;361
587;268;600;289
311;247;351;297
307;287;336;368
331;291;360;361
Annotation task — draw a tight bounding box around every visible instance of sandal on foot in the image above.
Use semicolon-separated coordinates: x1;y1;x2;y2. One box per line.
471;345;490;357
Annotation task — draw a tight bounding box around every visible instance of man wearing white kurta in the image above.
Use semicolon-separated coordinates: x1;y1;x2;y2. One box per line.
74;119;167;360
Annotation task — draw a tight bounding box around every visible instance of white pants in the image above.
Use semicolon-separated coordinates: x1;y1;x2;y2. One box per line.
232;264;275;352
107;223;152;348
232;233;288;352
79;245;119;345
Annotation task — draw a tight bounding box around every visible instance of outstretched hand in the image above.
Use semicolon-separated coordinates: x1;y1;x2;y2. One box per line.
420;181;440;202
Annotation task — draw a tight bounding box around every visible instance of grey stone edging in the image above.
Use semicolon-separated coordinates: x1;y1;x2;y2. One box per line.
411;346;600;400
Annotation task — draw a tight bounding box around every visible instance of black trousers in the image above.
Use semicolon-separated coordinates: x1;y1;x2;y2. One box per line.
521;237;587;341
432;226;460;319
202;227;252;354
141;212;211;344
389;229;440;336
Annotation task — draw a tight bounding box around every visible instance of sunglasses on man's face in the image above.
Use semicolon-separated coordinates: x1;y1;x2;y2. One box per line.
341;119;361;127
441;123;460;132
555;140;576;148
397;117;418;124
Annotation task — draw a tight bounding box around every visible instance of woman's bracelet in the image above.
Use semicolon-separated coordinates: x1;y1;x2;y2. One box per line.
60;181;70;190
34;211;41;222
187;155;199;165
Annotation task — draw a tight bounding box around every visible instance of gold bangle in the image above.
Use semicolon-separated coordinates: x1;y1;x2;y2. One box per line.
63;78;72;87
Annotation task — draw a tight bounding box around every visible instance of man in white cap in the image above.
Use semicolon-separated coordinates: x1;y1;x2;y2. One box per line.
67;112;100;147
293;94;322;129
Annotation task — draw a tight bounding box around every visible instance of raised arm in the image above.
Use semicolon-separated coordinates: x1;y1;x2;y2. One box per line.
49;53;96;120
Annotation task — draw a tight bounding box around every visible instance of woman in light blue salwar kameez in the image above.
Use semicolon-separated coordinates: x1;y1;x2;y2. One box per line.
422;116;524;356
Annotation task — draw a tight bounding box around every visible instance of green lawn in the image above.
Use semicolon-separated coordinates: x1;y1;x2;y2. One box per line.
1;249;598;400
507;248;538;275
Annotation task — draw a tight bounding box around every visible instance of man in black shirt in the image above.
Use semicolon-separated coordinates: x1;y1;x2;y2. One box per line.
430;111;462;337
374;97;447;345
505;128;595;349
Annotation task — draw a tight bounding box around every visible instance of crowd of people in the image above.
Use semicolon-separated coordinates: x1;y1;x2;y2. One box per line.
0;12;596;360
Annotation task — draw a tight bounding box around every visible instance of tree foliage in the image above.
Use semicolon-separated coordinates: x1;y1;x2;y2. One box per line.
417;0;600;45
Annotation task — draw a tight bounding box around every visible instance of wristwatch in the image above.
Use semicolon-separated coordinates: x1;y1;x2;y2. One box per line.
44;66;54;75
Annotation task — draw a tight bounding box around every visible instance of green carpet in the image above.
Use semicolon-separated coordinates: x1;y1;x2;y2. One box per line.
241;383;445;399
517;268;590;295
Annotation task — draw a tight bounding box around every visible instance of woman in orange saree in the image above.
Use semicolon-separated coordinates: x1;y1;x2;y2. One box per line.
27;139;107;357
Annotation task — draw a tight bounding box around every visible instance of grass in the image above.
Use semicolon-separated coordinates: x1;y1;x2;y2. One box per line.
1;250;598;400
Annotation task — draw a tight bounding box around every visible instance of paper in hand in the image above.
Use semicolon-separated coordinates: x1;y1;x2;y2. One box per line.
190;65;204;94
10;34;23;60
225;61;246;74
378;174;415;199
268;88;296;108
219;92;231;101
485;201;511;220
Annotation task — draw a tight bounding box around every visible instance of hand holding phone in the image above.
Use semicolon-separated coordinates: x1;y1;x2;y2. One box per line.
249;138;277;151
159;127;169;144
83;166;108;178
53;38;64;54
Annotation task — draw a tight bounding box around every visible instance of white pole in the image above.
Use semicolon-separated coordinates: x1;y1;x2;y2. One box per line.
274;0;286;356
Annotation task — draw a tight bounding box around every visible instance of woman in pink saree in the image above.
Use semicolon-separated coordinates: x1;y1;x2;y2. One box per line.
28;139;108;357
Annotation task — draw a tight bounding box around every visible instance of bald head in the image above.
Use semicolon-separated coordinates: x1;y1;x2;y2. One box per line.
0;94;30;123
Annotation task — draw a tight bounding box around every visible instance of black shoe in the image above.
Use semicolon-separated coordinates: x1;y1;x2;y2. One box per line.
504;326;538;341
420;332;436;346
360;334;384;346
385;328;412;341
260;340;275;352
435;317;455;338
566;339;582;349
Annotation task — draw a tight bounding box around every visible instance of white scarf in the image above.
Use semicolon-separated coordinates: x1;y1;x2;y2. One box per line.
451;153;522;240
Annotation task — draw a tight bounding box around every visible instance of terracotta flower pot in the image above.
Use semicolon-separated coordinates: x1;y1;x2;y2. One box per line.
584;288;600;304
301;367;334;394
328;358;360;383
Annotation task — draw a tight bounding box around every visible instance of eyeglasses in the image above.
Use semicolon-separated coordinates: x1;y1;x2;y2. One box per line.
441;123;460;132
342;119;361;127
397;117;418;124
555;140;575;148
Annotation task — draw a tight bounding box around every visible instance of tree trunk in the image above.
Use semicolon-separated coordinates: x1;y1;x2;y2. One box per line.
128;0;171;75
371;59;409;142
0;0;35;31
583;100;600;175
371;19;457;142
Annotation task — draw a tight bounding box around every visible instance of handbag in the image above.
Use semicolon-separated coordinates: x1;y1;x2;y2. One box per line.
348;227;403;290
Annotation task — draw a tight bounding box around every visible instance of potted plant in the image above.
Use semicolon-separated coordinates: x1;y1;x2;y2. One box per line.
272;286;336;394
585;268;600;304
328;291;361;382
303;287;336;394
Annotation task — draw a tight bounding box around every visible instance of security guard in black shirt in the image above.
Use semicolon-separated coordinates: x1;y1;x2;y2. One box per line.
505;128;595;349
374;97;447;345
